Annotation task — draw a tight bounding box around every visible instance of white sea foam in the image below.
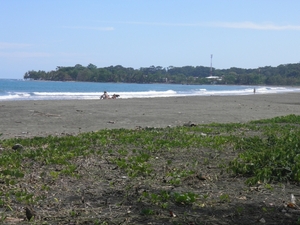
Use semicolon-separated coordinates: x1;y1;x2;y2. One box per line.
1;80;300;101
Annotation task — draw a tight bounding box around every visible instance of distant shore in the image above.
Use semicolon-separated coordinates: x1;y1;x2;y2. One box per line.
1;93;299;139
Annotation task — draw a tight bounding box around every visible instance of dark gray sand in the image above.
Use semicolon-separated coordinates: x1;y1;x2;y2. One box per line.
1;93;300;225
1;93;299;139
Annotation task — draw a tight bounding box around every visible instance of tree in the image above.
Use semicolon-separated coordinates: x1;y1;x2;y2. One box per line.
87;63;97;70
23;62;300;86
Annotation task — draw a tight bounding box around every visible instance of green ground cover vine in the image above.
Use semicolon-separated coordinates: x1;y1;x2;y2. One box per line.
1;114;300;223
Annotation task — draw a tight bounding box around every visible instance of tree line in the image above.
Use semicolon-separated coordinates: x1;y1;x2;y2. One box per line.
24;63;300;85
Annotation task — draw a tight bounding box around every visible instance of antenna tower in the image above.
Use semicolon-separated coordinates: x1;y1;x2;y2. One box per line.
210;54;213;76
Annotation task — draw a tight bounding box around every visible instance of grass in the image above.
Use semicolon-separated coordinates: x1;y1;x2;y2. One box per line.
1;114;300;224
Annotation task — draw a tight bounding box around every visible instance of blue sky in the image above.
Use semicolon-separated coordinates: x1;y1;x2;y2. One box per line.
1;0;300;79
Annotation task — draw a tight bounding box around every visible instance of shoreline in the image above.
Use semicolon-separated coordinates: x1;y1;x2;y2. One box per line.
1;93;299;139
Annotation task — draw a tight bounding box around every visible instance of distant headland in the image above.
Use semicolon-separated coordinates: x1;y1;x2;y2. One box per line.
24;63;300;86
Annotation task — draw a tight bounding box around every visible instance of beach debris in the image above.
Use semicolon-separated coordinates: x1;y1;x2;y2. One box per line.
12;143;23;150
169;210;177;217
145;126;156;130
135;126;143;130
200;132;207;137
259;217;266;223
287;194;298;209
183;121;197;127
4;217;24;223
237;196;247;200
284;213;293;218
196;174;207;180
291;194;296;204
31;110;60;117
24;206;36;221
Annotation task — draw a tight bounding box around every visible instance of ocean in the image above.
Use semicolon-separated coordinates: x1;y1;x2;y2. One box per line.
1;79;299;101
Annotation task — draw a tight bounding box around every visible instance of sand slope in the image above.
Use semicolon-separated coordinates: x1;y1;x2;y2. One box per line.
1;93;299;139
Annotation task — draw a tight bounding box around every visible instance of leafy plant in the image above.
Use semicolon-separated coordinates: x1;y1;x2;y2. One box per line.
172;192;198;205
219;193;230;203
228;115;300;184
166;169;195;186
141;208;155;216
1;114;300;223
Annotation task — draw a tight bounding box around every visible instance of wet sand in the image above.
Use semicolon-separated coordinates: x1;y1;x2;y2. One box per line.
0;93;299;139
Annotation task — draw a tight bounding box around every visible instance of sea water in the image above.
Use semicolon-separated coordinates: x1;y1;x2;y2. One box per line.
0;79;299;101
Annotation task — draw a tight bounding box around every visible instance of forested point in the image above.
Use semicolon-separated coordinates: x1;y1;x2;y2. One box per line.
24;63;300;85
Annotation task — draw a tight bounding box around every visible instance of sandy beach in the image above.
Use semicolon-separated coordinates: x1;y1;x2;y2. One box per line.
1;93;299;139
2;93;300;224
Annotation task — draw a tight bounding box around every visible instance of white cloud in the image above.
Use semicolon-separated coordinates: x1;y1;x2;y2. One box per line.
110;21;197;27
0;52;51;58
209;22;300;30
0;42;32;49
62;26;114;31
58;52;85;57
115;21;300;30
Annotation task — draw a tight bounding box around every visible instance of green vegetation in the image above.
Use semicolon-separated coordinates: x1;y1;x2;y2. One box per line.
1;114;300;223
229;114;300;184
24;62;300;85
